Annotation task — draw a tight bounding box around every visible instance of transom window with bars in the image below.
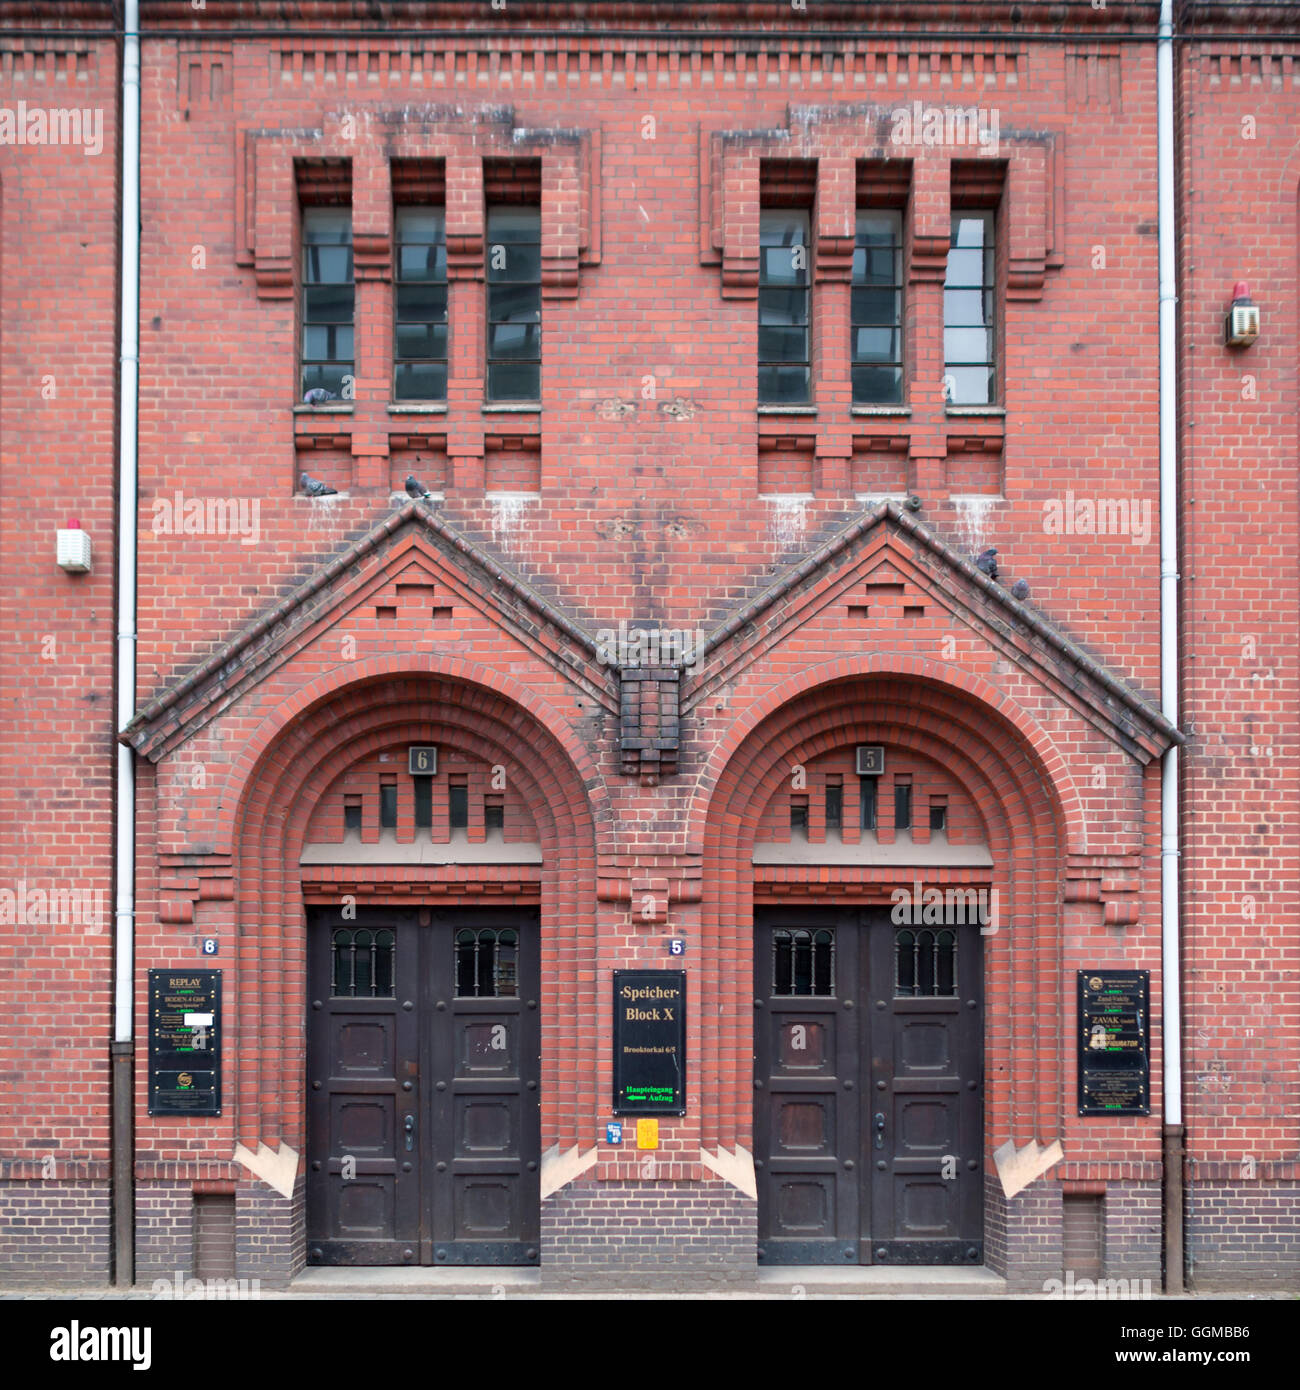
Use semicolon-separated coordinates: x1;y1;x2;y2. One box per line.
944;210;996;406
331;928;395;998
486;206;541;402
393;207;447;401
758;208;811;404
455;927;519;998
301;209;354;400
772;927;835;996
852;210;904;405
895;928;958;997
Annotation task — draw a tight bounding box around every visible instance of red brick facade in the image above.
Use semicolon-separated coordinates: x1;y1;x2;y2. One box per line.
0;1;1295;1291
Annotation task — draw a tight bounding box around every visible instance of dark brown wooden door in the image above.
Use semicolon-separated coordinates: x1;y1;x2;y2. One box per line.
755;907;983;1265
307;907;540;1266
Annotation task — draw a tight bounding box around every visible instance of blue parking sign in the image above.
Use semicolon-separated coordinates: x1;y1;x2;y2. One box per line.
606;1122;623;1145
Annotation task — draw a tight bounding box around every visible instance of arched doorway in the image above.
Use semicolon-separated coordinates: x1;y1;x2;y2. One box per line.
228;667;601;1270
698;669;1074;1270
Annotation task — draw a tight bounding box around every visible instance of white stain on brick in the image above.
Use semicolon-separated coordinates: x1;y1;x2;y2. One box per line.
951;493;1000;553
487;491;537;552
763;493;813;550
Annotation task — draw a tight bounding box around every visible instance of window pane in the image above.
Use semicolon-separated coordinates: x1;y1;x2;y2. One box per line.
944;365;994;406
488;207;540;242
758;325;808;363
856;211;901;244
303;209;352;245
398;242;447;280
487;243;541;283
489;321;540;360
757;364;810;403
854;326;900;364
396;284;447;323
304;284;354;322
758;289;808;326
852;365;903;404
945;247;987;287
396;207;445;242
488;284;541;323
760;209;807;246
943;288;990;327
488;361;540;400
852;245;900;285
303;324;353;361
944;327;993;364
851;288;900;324
301;362;352;397
304;244;353;284
761;245;808;287
394;362;447;401
952;213;992;249
395;321;446;359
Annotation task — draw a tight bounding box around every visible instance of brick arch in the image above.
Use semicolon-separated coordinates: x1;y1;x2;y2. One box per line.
690;655;1086;855
227;670;600;1169
210;652;609;856
699;671;1072;1164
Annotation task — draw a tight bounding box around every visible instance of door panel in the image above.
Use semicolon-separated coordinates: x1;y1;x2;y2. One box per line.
755;914;859;1264
307;907;539;1266
755;907;983;1266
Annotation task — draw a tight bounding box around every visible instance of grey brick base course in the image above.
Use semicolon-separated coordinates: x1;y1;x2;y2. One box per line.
1188;1180;1300;1290
0;1180;111;1286
541;1179;757;1289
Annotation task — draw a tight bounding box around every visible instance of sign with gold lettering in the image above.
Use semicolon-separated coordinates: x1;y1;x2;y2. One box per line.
148;969;222;1116
1077;970;1149;1116
613;970;685;1115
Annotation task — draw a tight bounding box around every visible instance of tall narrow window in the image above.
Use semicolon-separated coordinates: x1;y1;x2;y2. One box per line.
394;208;447;401
860;777;877;832
758;208;811;403
486;206;541;401
301;209;354;400
944;210;996;406
852;210;903;404
894;781;913;832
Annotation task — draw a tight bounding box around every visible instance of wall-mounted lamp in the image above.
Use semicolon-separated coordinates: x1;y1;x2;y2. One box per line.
1225;280;1260;348
56;517;92;573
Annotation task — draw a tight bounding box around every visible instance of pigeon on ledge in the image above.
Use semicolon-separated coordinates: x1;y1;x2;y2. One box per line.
300;472;338;497
975;548;999;580
303;388;338;405
1011;579;1030;601
405;474;431;500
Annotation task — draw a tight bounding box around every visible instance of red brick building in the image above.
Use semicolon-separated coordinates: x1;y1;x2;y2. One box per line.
0;0;1295;1292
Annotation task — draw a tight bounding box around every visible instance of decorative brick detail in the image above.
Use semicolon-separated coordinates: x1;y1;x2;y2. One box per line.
618;666;681;784
541;1180;756;1289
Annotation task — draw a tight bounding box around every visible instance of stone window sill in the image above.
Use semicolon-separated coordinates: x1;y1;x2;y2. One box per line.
388;403;448;414
293;402;353;414
482;402;541;413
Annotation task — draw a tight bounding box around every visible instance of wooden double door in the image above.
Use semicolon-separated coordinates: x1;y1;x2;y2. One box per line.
306;907;540;1265
755;907;984;1265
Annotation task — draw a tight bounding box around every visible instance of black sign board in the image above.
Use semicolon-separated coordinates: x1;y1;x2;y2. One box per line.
148;969;222;1116
1077;970;1150;1116
613;970;686;1115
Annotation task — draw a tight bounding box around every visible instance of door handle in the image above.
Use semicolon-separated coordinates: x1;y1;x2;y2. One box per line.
874;1112;885;1150
403;1112;415;1152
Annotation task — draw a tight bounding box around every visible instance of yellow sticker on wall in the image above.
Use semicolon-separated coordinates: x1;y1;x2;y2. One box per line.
636;1118;659;1150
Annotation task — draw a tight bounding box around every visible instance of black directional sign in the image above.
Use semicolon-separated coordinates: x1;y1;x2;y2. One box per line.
148;969;222;1116
613;970;686;1116
1077;970;1150;1116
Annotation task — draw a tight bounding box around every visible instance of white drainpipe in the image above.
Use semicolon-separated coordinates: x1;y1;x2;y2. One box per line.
112;0;141;1285
1157;0;1185;1293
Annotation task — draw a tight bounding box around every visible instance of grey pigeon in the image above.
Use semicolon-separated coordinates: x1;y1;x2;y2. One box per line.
303;388;338;405
405;474;431;500
975;548;999;580
300;471;337;497
1011;579;1030;601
